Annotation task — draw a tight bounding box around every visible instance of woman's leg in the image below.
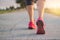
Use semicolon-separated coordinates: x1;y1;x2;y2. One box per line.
25;0;36;29
26;1;34;22
37;0;45;18
36;0;45;34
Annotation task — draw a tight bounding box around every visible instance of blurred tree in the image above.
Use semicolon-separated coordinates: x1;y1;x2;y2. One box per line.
16;0;26;8
10;6;14;10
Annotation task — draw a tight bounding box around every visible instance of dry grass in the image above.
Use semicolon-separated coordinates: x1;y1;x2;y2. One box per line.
45;8;60;16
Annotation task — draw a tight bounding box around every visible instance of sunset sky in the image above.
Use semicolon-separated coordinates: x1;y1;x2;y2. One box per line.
45;0;60;8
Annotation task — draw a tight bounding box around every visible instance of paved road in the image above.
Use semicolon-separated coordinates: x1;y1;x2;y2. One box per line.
0;9;60;40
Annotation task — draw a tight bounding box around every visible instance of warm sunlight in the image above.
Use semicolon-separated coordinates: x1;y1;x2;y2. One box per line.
44;0;60;16
45;0;60;8
34;0;60;16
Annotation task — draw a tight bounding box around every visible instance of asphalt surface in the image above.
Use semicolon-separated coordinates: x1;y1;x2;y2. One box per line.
0;9;60;40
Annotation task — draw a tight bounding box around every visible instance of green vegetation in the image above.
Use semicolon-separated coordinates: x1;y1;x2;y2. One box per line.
16;0;26;8
0;0;26;14
0;10;15;14
0;6;21;14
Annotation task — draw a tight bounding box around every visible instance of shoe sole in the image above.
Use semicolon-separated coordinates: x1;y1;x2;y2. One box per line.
28;27;36;29
28;27;34;29
36;20;45;34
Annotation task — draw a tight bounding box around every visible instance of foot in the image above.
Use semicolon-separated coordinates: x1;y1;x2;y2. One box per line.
36;18;45;34
28;21;36;29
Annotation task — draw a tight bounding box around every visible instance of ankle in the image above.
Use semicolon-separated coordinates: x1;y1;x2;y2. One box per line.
38;17;43;20
29;20;35;23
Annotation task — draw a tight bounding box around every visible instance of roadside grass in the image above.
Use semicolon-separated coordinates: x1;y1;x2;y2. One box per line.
0;10;16;14
45;8;60;16
0;8;60;16
0;7;24;14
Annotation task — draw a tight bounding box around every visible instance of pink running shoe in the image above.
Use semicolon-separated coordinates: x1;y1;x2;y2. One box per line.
28;21;36;29
36;18;45;34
